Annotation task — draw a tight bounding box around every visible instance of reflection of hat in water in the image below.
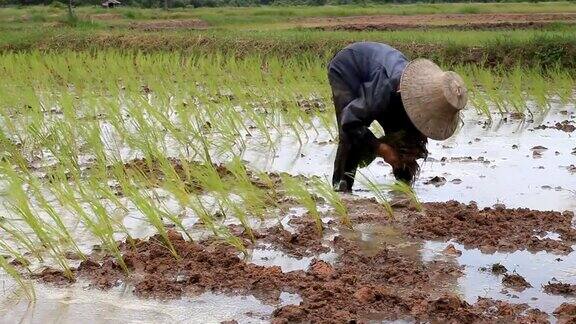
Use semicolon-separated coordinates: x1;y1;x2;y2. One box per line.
399;59;468;141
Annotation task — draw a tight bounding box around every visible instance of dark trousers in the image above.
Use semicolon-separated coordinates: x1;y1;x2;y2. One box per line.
328;72;364;191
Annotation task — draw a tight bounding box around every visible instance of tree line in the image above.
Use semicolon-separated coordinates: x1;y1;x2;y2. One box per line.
1;0;563;9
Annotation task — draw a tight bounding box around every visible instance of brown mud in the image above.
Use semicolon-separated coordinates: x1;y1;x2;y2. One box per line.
554;303;576;323
300;12;576;31
502;273;532;291
491;263;508;275
344;198;576;254
543;282;576;296
535;120;576;133
32;267;75;286
261;220;330;258
411;201;574;254
28;198;576;322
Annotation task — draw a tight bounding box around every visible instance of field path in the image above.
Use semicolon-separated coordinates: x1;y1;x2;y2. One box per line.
299;12;576;30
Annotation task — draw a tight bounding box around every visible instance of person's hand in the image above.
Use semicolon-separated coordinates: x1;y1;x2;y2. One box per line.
376;143;400;168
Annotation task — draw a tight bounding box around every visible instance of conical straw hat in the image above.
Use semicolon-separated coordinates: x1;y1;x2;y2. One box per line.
399;59;468;140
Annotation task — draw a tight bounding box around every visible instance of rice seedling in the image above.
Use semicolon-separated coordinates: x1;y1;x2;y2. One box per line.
527;68;552;112
311;177;351;228
281;174;322;234
507;66;528;114
48;168;128;272
387;180;423;212
0;255;35;300
188;195;247;255
356;171;394;219
27;177;84;260
549;68;575;106
115;167;179;259
226;157;269;221
2;169;73;279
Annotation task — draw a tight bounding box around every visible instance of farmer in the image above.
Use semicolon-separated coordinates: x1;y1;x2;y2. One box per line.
329;42;468;192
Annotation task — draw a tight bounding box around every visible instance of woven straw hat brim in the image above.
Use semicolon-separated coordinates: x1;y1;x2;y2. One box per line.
400;59;467;141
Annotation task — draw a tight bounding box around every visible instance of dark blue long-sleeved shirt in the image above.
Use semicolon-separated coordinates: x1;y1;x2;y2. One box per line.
328;42;409;150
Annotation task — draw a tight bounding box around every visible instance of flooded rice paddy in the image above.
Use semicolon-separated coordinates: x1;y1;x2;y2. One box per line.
0;100;575;323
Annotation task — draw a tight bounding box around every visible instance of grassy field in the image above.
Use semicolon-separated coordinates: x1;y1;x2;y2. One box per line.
1;3;576;68
3;2;576;27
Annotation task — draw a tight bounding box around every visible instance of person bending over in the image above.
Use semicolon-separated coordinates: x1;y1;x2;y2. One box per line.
328;42;468;191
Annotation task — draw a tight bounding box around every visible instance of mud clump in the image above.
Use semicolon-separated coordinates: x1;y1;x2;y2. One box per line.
424;176;447;187
535;120;576;133
502;273;532;291
353;286;383;303
554;303;576;323
404;200;576;254
33;267;75;286
307;259;335;280
425;295;481;323
491;263;508;275
262;218;330;257
442;244;462;256
543;282;576;296
475;298;548;322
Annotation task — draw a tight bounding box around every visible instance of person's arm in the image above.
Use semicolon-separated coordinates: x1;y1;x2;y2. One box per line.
339;68;396;155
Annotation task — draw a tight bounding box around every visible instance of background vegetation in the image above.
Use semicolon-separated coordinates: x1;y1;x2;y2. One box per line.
1;3;576;69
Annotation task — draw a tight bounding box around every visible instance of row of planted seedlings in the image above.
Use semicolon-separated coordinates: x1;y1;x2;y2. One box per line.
0;50;572;299
0;51;353;299
0;51;574;130
455;65;575;118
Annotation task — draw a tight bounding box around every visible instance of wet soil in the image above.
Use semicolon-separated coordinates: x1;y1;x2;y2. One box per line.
261;220;330;258
502;273;532;291
32;267;75;286
491;263;508;275
299;13;576;30
43;227;547;323
344;198;576;254
407;200;575;254
554;303;576;323
424;175;447;187
535;120;576;133
300;12;576;31
28;197;576;322
543;282;576;296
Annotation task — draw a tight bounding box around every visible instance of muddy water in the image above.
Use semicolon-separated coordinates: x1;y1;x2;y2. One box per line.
250;243;337;272
0;277;301;323
244;105;576;211
423;241;576;315
347;223;576;318
3;213;576;322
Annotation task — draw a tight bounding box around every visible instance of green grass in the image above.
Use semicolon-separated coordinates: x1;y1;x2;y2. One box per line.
1;28;575;69
4;2;576;27
1;3;576;68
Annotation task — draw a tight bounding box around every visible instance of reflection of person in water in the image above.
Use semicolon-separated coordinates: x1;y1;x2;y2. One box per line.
328;42;468;192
